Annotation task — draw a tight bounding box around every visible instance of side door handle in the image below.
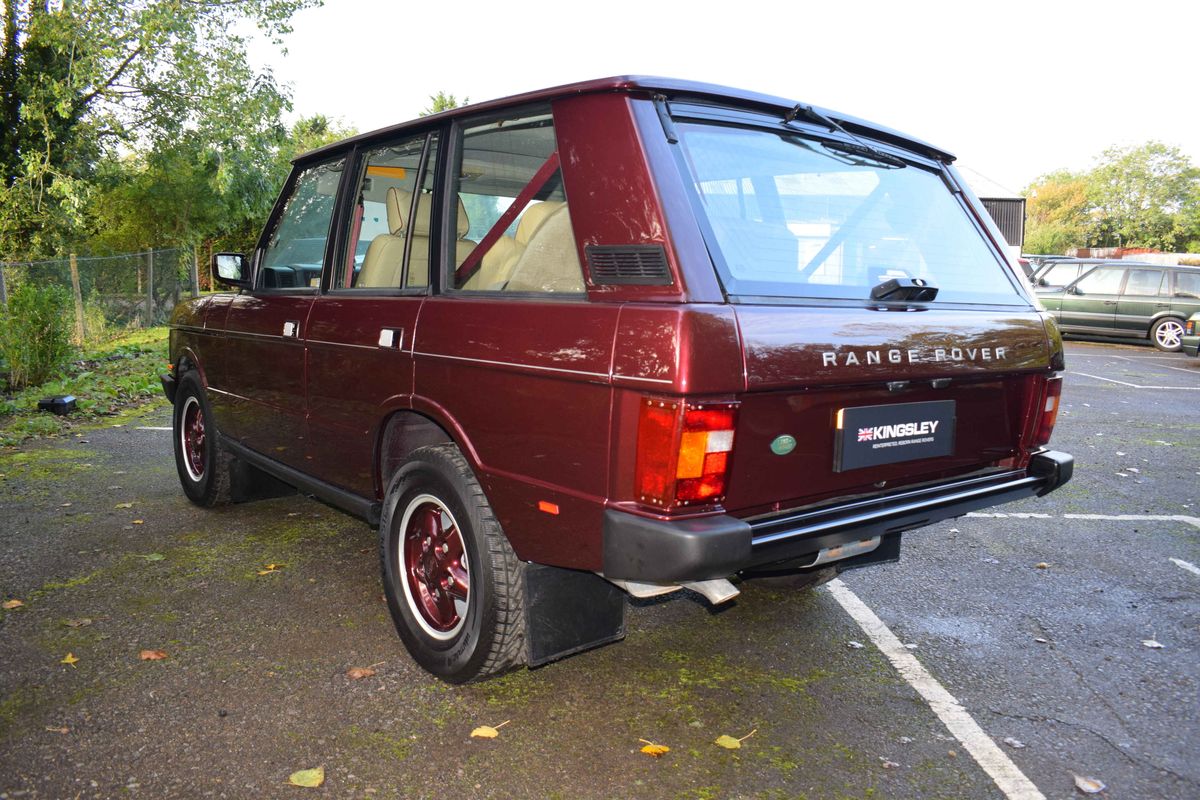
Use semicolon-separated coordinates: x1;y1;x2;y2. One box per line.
282;320;300;338
1102;300;1117;305
378;328;404;349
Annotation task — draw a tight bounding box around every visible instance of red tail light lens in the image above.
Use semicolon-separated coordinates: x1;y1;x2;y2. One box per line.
635;398;737;510
1034;375;1063;446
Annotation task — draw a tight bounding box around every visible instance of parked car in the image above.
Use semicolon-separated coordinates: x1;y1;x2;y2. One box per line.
1026;255;1080;285
163;76;1073;683
1183;312;1200;357
1036;262;1200;351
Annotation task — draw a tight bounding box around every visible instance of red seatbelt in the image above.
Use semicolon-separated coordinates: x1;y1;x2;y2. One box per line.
454;151;561;285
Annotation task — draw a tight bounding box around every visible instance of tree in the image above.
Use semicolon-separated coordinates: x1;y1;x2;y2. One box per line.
1087;142;1198;251
1023;170;1090;254
0;0;319;260
420;91;468;117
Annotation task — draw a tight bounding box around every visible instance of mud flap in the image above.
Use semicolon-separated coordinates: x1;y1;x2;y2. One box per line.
524;564;626;667
230;457;297;504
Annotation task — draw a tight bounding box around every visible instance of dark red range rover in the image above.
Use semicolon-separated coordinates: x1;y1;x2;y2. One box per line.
163;76;1073;683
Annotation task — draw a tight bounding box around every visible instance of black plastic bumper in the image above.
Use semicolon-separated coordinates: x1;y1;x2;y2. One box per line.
602;449;1074;582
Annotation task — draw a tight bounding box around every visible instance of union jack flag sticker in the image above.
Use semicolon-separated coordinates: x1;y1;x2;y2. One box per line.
857;427;875;442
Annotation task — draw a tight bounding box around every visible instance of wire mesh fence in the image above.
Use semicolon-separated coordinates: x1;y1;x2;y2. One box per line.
0;248;200;344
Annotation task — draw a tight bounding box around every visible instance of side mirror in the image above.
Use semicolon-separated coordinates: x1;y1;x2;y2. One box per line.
213;253;250;289
1066;285;1079;295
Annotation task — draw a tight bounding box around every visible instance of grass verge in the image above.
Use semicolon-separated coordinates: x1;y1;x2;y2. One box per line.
0;327;169;446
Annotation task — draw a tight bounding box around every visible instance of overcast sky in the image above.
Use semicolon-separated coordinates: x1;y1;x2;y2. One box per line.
255;0;1198;195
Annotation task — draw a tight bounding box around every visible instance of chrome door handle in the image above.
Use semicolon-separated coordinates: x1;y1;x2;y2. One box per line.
282;320;299;338
378;328;404;349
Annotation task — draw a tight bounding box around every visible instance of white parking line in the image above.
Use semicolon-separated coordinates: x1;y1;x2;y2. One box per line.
968;512;1200;530
825;579;1046;800
1070;371;1200;390
1170;558;1200;577
1069;353;1200;374
135;426;172;431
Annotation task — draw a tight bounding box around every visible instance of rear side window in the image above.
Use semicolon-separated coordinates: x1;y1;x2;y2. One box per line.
1175;271;1200;298
448;108;584;294
676;124;1025;305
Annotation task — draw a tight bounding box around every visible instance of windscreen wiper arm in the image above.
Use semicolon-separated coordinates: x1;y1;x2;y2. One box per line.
783;104;906;168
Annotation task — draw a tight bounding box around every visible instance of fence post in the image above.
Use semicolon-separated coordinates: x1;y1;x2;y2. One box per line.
190;244;201;297
145;249;155;326
0;262;7;307
69;253;88;343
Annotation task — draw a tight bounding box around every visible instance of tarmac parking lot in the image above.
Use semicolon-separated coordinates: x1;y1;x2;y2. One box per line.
0;340;1197;799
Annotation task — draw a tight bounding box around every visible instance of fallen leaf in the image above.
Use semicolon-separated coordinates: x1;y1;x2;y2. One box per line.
258;563;283;576
1003;737;1026;749
3;599;24;610
132;520;144;525
287;766;324;788
714;729;756;750
1073;774;1106;794
1035;562;1051;569
847;640;865;649
135;553;165;562
1034;637;1049;644
346;667;377;680
880;758;899;769
139;649;168;661
60;502;72;507
64;618;92;628
61;652;79;668
470;720;510;739
639;739;670;758
1141;639;1164;649
114;502;133;509
45;726;70;734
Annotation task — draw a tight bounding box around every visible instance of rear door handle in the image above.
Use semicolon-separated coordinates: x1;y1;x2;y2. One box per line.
1103;300;1117;305
282;320;300;338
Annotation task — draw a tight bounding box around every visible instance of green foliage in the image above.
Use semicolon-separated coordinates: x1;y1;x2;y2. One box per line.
0;0;321;260
0;283;74;390
0;327;167;445
420;91;468;117
1024;143;1200;253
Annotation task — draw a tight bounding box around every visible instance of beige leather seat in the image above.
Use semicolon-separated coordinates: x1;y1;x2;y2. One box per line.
504;201;585;293
462;200;578;291
358;187;474;288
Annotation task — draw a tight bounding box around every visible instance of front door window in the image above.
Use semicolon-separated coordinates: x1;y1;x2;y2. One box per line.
258;158;345;290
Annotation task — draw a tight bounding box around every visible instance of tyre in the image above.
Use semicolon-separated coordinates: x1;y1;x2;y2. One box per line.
379;444;525;683
172;371;233;507
1151;317;1185;352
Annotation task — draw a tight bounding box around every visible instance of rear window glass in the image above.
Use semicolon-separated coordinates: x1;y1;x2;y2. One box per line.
677;124;1025;305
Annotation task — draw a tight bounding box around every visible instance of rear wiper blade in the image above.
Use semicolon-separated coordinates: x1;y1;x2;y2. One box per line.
822;140;907;168
783;103;906;169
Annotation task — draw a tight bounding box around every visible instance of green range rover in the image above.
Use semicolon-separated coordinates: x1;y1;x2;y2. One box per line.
1036;262;1200;352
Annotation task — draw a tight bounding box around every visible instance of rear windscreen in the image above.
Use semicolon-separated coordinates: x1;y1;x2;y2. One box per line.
677;124;1026;305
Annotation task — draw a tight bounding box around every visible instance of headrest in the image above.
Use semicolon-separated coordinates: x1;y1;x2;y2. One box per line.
386;187;471;238
515;201;564;245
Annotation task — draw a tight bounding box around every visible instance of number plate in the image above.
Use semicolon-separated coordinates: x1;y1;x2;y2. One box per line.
834;400;956;472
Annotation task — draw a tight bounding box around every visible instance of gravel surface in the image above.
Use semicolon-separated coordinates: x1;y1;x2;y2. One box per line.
1;341;1197;799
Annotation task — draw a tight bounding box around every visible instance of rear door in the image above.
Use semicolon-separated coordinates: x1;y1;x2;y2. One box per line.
304;132;438;495
215;156;345;463
1171;269;1200;318
1115;267;1168;335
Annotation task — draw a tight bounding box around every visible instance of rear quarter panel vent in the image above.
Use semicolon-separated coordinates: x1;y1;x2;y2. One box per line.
585;245;673;286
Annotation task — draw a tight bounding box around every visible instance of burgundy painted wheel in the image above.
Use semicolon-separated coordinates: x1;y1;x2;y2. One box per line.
399;494;470;640
179;395;207;482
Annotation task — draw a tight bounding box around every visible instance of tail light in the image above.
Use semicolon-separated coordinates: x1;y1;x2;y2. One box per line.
635;397;738;511
1033;375;1063;446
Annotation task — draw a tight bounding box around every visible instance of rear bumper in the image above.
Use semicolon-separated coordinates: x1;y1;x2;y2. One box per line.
602;449;1074;582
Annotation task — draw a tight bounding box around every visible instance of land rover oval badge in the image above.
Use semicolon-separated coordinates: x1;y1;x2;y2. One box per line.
770;435;797;456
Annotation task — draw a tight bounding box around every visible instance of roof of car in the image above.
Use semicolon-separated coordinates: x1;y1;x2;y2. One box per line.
297;75;954;165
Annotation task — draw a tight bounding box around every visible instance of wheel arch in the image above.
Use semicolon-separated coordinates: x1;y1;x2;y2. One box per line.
374;403;478;498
